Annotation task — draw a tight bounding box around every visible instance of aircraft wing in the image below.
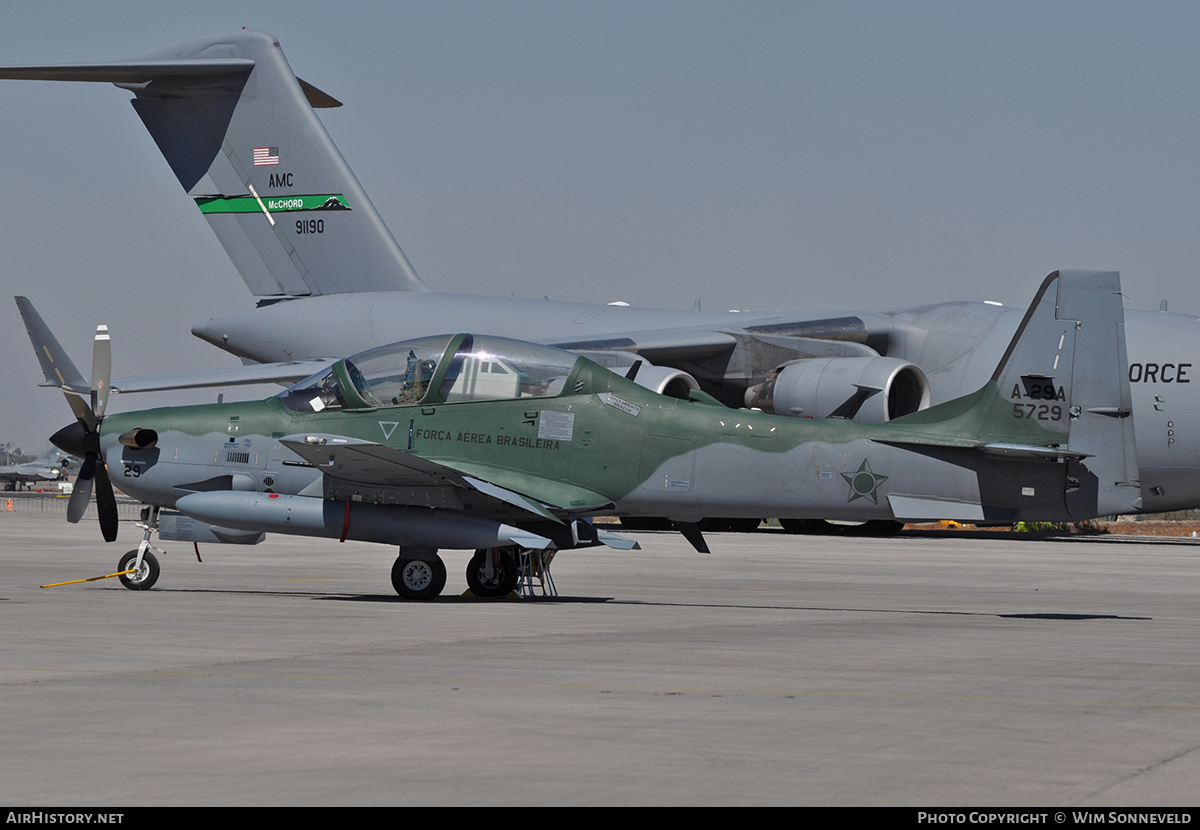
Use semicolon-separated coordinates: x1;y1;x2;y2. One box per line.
545;327;739;362
17;295;335;394
545;314;886;368
16;296;89;392
19;294;891;400
109;360;337;393
279;434;614;523
0;59;256;83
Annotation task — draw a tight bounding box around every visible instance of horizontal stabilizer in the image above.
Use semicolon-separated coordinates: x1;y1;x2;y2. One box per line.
973;442;1091;460
873;435;1091;461
0;59;342;109
0;59;255;83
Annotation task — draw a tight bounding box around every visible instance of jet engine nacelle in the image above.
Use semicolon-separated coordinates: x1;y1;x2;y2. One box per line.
629;363;700;399
590;353;700;399
745;357;931;423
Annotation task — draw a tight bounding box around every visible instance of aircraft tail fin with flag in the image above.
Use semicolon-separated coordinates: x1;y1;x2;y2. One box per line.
0;30;430;298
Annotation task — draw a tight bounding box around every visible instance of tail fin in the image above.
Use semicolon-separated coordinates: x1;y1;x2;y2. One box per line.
889;270;1140;519
34;448;70;467
997;269;1139;518
15;296;89;392
0;31;430;298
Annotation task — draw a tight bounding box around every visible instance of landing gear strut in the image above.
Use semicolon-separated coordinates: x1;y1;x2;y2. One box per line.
118;505;165;591
466;547;519;598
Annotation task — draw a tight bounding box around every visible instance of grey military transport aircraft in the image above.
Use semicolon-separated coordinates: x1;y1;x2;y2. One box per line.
0;447;74;491
37;270;1138;597
0;31;1191;519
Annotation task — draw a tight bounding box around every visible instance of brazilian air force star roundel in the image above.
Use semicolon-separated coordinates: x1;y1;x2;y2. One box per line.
842;459;888;504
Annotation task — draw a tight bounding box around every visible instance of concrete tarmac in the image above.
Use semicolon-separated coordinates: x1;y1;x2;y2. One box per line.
2;511;1199;806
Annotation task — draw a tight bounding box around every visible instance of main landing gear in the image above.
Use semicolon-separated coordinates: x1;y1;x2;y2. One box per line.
779;518;904;537
389;546;524;600
466;547;519;598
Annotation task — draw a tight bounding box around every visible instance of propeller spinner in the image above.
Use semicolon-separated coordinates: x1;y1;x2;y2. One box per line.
49;326;119;542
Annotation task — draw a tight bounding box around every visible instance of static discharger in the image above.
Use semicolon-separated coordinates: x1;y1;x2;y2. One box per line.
41;569;135;588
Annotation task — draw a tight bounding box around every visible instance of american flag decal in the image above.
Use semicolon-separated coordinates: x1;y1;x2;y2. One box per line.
253;146;280;166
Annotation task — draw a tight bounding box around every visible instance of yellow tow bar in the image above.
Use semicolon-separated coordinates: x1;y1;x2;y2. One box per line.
41;569;136;588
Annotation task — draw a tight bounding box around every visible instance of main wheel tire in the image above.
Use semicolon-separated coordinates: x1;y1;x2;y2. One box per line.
391;555;446;600
619;516;672;531
779;518;812;533
466;548;519;599
699;517;762;533
118;549;160;591
838;519;905;537
779;519;903;537
780;518;840;534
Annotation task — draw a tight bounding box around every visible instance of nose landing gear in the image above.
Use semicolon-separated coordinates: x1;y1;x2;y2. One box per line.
116;505;164;591
118;548;160;590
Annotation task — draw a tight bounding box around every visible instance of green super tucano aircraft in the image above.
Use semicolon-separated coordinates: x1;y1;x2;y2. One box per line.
35;270;1138;599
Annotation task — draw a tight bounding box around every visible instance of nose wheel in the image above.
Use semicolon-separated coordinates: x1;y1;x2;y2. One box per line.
116;506;164;591
118;549;160;590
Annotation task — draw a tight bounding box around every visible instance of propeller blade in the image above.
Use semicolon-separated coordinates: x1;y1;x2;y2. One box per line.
67;455;96;524
77;452;95;482
63;389;96;432
91;325;111;419
93;461;119;542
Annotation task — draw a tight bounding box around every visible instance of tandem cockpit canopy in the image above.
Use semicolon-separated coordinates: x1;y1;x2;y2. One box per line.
276;334;586;413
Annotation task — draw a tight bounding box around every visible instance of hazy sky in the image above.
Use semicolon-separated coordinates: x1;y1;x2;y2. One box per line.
3;1;1200;449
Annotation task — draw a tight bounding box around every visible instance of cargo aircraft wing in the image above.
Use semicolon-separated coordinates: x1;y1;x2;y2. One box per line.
17;296;335;394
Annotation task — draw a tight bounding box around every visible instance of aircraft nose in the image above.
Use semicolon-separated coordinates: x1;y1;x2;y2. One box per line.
49;420;89;457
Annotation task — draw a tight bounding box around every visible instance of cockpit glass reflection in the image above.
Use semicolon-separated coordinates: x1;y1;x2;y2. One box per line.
277;334;581;412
